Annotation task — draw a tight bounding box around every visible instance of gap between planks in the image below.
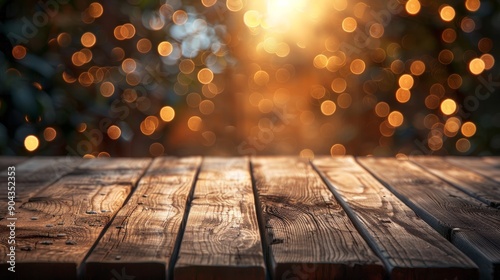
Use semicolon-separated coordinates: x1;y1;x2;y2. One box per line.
411;156;500;208
174;157;266;280
252;157;384;280
84;157;201;280
358;157;500;280
0;158;151;280
313;156;478;280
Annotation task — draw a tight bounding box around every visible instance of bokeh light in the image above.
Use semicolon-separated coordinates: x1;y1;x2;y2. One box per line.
100;82;115;97
461;122;477;137
342;17;357;33
43;127;57;142
406;0;421;15
88;2;103;18
12;45;26;59
321;101;336;116
24;135;39;152
160;106;175;122
150;142;165;156
440;5;456;22
81;32;96;48
188;116;202;131
107;125;122;140
330;144;346;156
198;68;214;84
158;41;173;56
388;111;404;127
469;58;486;75
441;99;457;116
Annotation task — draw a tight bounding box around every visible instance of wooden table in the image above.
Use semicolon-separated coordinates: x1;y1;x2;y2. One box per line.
0;156;499;280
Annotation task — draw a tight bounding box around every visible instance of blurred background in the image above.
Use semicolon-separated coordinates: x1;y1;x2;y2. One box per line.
0;0;499;157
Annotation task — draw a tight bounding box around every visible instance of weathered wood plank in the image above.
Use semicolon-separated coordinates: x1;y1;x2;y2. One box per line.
0;156;27;171
0;157;76;183
483;157;500;183
484;157;500;165
85;157;201;280
358;157;500;280
61;169;146;186
78;158;151;170
14;157;82;183
412;156;500;208
0;158;151;280
447;157;500;183
252;157;384;280
313;156;478;280
0;157;84;219
174;157;266;280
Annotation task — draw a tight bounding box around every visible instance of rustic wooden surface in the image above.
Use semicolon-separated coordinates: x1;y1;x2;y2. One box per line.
0;157;84;219
85;157;201;280
174;157;266;280
313;157;478;280
412;156;500;208
0;156;499;280
447;157;500;183
252;157;384;280
0;157;26;171
0;158;151;280
358;157;500;280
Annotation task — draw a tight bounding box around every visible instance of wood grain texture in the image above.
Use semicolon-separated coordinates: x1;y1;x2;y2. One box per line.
85;157;201;280
412;156;500;208
59;157;152;187
0;157;80;184
252;157;384;280
447;157;500;183
174;157;266;280
78;157;152;170
0;157;84;219
358;157;500;280
0;158;150;280
313;156;478;280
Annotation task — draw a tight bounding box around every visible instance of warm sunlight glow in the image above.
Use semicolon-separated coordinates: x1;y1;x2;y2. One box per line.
4;0;497;157
266;0;307;30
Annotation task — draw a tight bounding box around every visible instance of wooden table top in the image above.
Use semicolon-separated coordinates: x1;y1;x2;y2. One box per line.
0;156;499;280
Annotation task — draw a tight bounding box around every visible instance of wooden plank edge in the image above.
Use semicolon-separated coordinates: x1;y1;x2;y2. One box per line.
167;157;203;280
249;157;272;280
411;157;500;208
445;156;500;184
355;157;453;238
175;265;265;280
275;262;383;280
356;157;494;280
312;158;477;280
391;266;479;280
79;158;155;279
84;157;201;280
0;156;28;171
85;262;166;280
252;157;384;280
452;229;500;280
173;157;266;280
0;262;78;280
